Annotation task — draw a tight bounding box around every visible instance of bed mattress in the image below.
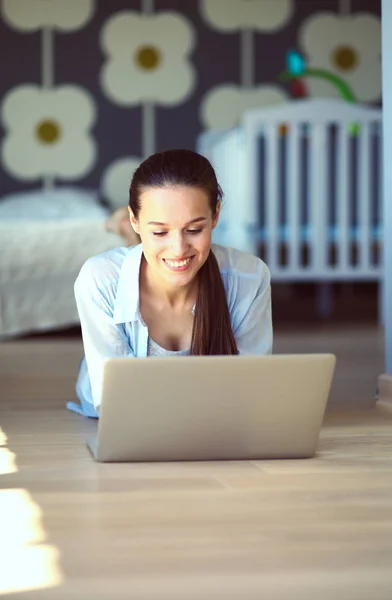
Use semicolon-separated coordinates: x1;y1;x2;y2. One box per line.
0;199;124;338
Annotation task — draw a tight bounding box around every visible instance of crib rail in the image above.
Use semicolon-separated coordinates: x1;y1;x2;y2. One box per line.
198;99;383;282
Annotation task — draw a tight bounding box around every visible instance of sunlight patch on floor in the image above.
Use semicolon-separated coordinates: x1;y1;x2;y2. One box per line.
0;489;63;594
0;447;17;475
0;426;8;445
0;424;64;594
0;426;17;475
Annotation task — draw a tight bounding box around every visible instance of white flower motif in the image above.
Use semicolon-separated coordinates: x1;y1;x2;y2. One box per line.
299;13;381;103
1;85;96;181
100;11;196;106
200;84;288;129
200;0;293;32
1;0;95;32
101;157;142;209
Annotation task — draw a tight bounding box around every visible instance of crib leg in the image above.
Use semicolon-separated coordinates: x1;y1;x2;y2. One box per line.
316;283;334;318
378;279;385;327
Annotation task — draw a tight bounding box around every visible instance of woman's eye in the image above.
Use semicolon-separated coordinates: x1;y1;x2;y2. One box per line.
152;229;203;237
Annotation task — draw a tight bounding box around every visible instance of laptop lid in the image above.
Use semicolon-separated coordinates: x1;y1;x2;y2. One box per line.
91;353;336;462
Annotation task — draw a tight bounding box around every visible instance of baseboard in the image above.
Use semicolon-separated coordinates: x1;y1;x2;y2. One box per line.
376;374;392;416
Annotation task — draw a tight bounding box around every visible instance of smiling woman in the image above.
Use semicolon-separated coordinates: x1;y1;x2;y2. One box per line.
68;149;273;418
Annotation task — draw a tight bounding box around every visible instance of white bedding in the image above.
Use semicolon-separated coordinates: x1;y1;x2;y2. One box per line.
0;188;124;338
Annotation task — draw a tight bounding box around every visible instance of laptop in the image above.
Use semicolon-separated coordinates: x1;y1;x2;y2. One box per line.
87;353;336;463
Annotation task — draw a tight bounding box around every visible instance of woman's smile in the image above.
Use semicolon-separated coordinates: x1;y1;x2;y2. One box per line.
163;256;195;271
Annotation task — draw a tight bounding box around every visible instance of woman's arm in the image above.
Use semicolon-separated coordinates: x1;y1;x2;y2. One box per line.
74;260;134;411
232;261;273;355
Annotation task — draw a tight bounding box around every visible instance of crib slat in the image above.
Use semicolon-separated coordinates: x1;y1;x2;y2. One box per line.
337;123;350;273
377;123;383;266
309;124;328;273
264;124;279;271
287;123;301;272
243;119;260;256
210;134;229;246
226;128;246;250
358;123;371;271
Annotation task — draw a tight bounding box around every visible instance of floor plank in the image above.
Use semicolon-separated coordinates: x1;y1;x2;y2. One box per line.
1;326;392;599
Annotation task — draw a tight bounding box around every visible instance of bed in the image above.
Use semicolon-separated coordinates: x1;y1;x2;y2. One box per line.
0;187;125;339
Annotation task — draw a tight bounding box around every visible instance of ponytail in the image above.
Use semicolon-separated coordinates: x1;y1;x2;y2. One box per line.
191;251;238;355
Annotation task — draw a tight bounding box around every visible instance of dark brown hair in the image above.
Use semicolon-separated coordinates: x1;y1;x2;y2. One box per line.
129;149;238;355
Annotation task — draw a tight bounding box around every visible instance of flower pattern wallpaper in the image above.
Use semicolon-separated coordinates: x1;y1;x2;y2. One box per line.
0;0;381;202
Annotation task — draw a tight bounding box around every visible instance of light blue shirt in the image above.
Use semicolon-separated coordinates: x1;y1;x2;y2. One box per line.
68;243;273;418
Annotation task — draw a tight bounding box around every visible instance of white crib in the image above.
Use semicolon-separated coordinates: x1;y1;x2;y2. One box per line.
197;99;383;318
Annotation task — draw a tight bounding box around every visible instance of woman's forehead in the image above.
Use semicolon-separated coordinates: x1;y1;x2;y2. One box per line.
139;185;211;218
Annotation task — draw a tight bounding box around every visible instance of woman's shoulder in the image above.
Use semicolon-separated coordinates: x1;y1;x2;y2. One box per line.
212;245;271;311
75;244;141;291
212;244;269;280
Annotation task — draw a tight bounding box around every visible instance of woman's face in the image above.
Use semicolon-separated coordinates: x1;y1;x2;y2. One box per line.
129;185;220;289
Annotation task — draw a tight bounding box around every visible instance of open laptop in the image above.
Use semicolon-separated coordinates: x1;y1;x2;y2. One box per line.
87;353;336;463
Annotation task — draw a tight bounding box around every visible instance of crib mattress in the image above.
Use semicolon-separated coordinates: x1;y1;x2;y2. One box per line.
0;216;124;338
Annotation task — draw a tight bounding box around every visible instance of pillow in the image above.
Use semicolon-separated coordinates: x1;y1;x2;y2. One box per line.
0;187;108;221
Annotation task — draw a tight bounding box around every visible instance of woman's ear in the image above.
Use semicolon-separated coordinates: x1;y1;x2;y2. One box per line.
212;201;221;230
128;207;140;235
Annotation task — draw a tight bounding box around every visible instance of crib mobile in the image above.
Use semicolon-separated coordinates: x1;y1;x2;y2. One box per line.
279;50;360;136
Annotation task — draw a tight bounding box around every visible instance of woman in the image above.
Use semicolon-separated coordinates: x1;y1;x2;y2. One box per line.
67;149;272;418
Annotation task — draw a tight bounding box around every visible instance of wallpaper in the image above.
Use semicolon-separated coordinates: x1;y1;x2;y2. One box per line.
0;0;381;203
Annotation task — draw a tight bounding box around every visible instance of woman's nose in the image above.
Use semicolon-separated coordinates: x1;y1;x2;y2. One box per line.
171;233;188;257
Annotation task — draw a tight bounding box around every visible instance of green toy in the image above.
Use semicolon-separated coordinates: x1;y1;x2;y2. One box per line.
279;50;359;135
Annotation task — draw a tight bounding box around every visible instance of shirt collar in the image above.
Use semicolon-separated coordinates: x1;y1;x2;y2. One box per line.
113;244;144;324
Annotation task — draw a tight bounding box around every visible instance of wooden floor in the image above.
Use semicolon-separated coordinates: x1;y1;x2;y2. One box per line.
1;326;392;599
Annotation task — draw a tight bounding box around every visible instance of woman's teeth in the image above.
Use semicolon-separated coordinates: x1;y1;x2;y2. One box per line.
165;258;192;268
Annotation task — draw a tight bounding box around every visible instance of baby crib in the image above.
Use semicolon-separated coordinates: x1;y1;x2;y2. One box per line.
197;98;383;319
